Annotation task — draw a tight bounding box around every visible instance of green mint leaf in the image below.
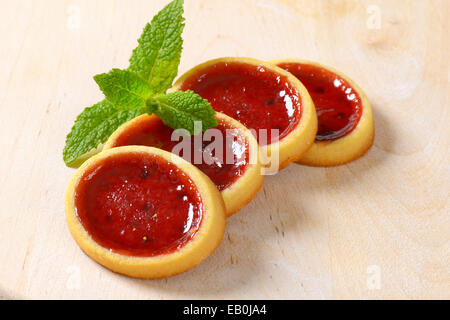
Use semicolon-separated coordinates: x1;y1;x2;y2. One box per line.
63;100;146;166
93;69;151;110
129;0;184;94
63;0;217;167
149;90;218;135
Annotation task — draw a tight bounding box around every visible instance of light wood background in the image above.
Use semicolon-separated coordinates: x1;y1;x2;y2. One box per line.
0;0;448;300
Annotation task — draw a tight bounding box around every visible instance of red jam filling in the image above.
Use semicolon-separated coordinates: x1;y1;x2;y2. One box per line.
277;62;362;141
74;152;203;257
112;116;249;191
178;61;302;145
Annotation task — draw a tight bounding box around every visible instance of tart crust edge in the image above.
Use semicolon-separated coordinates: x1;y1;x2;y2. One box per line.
104;112;264;217
65;146;227;279
270;59;374;167
170;57;318;174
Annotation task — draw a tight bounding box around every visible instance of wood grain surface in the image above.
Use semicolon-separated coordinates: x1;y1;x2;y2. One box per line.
0;0;448;299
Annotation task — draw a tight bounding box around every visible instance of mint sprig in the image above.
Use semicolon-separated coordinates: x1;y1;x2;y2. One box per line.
150;91;218;135
63;100;147;166
63;0;217;166
94;69;217;135
93;69;152;110
129;0;184;94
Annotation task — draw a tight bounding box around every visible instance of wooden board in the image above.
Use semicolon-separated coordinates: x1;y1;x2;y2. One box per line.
0;0;448;299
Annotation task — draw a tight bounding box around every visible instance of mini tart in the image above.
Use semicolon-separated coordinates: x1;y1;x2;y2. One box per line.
65;146;226;279
104;112;264;217
170;57;317;173
272;59;374;166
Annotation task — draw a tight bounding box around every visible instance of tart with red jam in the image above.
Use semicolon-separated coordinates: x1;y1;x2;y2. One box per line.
272;59;374;166
104;112;263;217
65;146;226;278
170;57;317;173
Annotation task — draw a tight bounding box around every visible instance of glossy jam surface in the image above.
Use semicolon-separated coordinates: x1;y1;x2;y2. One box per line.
179;61;302;145
74;152;203;257
112;116;249;191
277;62;362;141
